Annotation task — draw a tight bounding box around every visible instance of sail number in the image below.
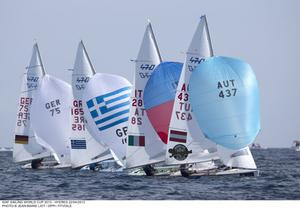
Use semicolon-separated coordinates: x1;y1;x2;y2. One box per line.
71;100;86;131
217;80;237;98
16;97;31;127
177;92;189;101
116;127;128;144
45;100;61;116
130;90;145;126
175;83;192;120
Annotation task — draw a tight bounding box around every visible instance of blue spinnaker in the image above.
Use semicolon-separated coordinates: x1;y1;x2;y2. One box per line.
190;56;260;150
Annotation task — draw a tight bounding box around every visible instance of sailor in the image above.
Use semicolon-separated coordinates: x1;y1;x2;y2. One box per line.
89;163;97;171
31;158;43;169
142;165;156;176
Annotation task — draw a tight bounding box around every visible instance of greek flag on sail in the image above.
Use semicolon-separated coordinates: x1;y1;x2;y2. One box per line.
86;86;131;131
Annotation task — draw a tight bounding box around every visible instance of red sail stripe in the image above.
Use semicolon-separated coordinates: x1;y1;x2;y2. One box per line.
139;136;145;146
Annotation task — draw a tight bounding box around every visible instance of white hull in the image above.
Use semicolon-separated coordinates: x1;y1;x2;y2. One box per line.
0;148;12;152
295;147;300;152
127;166;179;176
184;168;259;177
21;162;71;169
127;165;259;177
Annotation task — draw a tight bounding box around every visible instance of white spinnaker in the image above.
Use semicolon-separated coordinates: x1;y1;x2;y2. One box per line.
126;21;166;169
31;75;72;165
217;146;257;169
70;41;112;168
82;73;132;167
13;43;50;163
166;16;217;165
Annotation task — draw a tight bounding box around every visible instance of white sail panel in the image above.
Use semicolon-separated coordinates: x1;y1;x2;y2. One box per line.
217;146;257;169
13;44;50;163
70;41;112;168
166;15;217;165
82;73;132;167
126;22;165;169
31;75;72;165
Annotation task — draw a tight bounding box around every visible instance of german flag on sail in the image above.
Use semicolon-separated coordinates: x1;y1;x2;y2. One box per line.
15;135;29;144
128;135;145;146
169;130;187;143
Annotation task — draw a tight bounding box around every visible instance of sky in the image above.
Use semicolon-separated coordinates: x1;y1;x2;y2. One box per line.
0;0;299;148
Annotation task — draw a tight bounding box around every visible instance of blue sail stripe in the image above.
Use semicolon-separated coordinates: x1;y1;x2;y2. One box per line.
95;109;130;125
105;93;130;105
96;87;131;104
99;101;130;114
86;99;95;108
98;117;129;131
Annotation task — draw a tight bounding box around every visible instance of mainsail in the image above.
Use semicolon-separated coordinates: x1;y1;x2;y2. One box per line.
70;41;112;168
190;56;260;169
165;15;218;165
126;21;165;169
13;43;50;163
144;62;183;144
31;75;72;166
82;73;132;167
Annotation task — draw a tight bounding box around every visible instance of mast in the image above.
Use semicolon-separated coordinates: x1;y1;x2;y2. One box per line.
80;40;96;75
34;42;46;76
147;20;163;63
201;15;214;56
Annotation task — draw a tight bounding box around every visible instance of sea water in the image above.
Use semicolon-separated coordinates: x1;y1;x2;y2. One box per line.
0;149;300;200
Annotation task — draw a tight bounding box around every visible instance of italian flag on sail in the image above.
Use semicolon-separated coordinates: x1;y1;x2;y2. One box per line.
128;135;145;146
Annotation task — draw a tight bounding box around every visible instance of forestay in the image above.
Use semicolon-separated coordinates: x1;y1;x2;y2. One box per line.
126;21;165;169
13;43;50;163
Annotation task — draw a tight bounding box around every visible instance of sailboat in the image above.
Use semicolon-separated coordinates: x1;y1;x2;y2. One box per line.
70;41;112;169
82;70;132;167
126;20;169;174
292;140;300;152
165;16;218;173
31;74;73;168
13;43;51;167
190;56;260;176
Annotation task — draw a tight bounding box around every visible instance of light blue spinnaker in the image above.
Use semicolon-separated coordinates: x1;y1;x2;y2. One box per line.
189;56;260;150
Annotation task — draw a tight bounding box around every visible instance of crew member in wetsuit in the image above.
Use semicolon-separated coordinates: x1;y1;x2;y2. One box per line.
142;165;156;176
31;158;43;169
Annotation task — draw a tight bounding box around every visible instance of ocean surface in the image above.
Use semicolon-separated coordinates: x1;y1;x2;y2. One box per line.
0;148;300;200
